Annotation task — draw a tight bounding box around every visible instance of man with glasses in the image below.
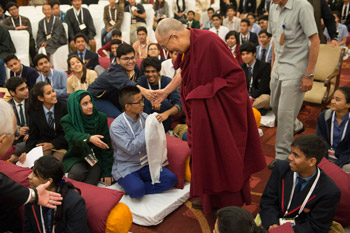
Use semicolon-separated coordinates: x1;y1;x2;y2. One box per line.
110;85;177;198
87;44;153;118
154;18;266;213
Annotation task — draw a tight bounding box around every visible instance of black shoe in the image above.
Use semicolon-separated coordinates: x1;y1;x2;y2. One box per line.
268;160;278;170
294;125;305;135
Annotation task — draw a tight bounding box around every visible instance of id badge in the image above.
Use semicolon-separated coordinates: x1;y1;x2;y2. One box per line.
328;148;337;160
279;218;295;227
46;34;51;40
79;24;86;30
131;19;137;24
109;20;115;25
139;154;148;166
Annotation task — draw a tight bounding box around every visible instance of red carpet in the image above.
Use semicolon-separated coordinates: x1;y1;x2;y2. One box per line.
129;59;350;233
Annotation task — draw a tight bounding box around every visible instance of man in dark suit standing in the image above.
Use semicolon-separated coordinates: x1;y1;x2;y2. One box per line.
69;33;99;71
5;76;30;163
260;135;341;233
238;0;256;14
239;19;259;46
240;42;270;115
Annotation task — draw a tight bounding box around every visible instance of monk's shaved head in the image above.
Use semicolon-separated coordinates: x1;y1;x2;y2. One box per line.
156;18;185;37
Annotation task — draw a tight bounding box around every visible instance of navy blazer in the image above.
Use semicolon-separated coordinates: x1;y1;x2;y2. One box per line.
317;109;350;167
10;65;39;90
25;101;68;153
241;59;271;99
69;49;99;70
8;99;30;127
239;32;259;46
24;189;91;233
260;160;340;233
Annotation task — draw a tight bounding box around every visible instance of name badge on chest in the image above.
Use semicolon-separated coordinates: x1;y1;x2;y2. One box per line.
46;34;51;40
139;154;148;166
279;218;295;227
131;19;137;24
109;20;115;25
79;24;86;30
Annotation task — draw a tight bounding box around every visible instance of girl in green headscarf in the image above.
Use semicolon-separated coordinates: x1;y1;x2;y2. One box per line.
61;90;114;186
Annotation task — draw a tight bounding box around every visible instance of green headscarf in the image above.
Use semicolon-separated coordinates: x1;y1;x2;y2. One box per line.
67;90;99;134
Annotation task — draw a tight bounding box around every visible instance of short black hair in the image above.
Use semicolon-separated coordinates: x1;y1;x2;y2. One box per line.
111;39;122;46
258;30;271;37
33;54;49;67
5;76;27;94
142;57;161;72
225;30;239;44
239;42;256;54
119;85;140;110
332;11;340;19
227;6;236;12
4;54;18;64
247;12;255;19
258;15;268;22
212;13;221;20
116;43;135;58
292;135;327;165
49;0;60;8
74;33;87;43
337;86;350;104
207;7;214;13
137;26;147;34
241;18;250;26
0;3;4;10
187;10;195;15
6;2;17;11
112;29;122;37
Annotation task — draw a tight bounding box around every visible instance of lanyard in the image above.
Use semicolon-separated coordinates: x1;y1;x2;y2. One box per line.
284;168;320;218
39;206;56;233
258;45;271;62
147;78;161;90
41;69;54;86
109;6;117;21
74;8;84;25
44;17;56;36
11;16;21;28
330;111;350;147
138;41;149;58
75;76;87;90
343;4;349;20
162;49;168;58
123;113;143;139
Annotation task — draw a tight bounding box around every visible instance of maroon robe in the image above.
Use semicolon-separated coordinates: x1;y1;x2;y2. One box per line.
174;28;266;213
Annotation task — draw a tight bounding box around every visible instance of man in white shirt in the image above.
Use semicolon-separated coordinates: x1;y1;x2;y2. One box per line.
132;26;153;59
209;14;229;41
161;50;179;79
223;6;241;32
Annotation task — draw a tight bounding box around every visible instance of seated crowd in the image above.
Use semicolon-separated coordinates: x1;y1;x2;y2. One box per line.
0;0;349;232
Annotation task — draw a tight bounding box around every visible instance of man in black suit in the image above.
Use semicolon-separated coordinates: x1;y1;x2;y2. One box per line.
5;77;30;163
69;33;99;71
240;42;270;115
238;0;256;14
260;135;341;233
338;0;350;30
5;54;38;89
239;19;259;46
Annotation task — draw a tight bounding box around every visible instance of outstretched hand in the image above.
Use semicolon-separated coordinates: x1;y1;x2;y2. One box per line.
153;89;168;105
89;135;109;149
36;181;63;208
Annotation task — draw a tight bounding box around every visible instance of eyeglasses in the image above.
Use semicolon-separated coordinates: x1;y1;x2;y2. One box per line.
119;56;136;61
127;97;144;105
161;33;175;50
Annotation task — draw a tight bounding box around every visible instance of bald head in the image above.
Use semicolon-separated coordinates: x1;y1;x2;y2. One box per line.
156;18;186;37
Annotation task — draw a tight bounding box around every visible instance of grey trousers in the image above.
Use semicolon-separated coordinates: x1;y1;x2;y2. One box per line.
270;77;305;160
68;161;102;185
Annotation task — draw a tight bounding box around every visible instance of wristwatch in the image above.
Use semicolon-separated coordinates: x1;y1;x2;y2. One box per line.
304;74;314;79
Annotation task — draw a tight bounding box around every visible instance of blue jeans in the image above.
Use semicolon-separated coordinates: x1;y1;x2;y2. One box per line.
0;59;5;86
94;98;121;118
101;28;116;46
117;165;177;198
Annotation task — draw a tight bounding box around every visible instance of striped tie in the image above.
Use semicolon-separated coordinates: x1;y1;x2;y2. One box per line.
47;111;54;129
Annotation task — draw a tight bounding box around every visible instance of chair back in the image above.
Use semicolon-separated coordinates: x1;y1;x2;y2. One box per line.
120;12;131;44
9;30;30;66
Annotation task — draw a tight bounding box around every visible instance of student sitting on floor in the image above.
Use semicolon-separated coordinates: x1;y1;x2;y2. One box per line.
240;42;270;115
98;29;123;58
137;57;182;132
24;156;90;233
110;85;177;198
132;26;154;59
19;81;68;162
61;90;113;186
110;39;123;64
317;86;350;173
256;30;272;64
260;135;341;233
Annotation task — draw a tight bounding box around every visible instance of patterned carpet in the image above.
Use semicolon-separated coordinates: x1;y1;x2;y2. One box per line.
129;59;350;233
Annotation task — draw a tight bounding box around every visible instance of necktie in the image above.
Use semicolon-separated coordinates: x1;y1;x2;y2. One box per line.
18;103;25;127
45;76;50;84
47;111;54;129
293;177;306;198
261;48;266;62
216;30;219;35
79;52;84;60
248;66;253;94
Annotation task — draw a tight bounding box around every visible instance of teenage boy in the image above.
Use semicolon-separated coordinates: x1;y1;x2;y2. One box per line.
239;19;258;46
49;0;66;22
137;57;182;132
256;30;272;63
209;14;229;41
69;33;99;70
223;6;241;32
34;54;69;102
110;39;122;64
257;15;268;31
65;0;96;51
5;54;38;89
260;135;341;233
110;85;177;198
5;77;30;163
132;26;153;59
124;0;147;45
202;7;214;30
186;10;200;29
240;42;270;115
98;29;124;57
